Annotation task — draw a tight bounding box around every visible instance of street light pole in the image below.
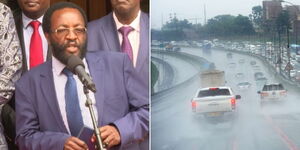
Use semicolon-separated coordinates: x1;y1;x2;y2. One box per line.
287;26;291;79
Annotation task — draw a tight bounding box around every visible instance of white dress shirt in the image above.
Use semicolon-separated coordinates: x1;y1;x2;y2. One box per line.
113;10;141;67
22;13;48;68
52;56;98;133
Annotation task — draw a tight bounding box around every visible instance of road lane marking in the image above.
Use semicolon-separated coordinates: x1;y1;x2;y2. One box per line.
264;114;299;150
232;137;238;150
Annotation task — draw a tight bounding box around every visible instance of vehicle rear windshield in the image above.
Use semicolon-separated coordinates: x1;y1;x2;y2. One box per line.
238;82;249;86
262;84;284;91
257;77;267;81
198;89;230;97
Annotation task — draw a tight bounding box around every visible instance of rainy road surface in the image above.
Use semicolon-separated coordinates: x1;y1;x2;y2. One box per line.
152;51;199;92
151;47;300;150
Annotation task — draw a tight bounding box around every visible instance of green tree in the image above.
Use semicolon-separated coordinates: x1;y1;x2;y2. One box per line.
205;14;254;37
276;10;291;34
160;17;193;41
251;6;263;30
206;15;235;36
233;15;255;35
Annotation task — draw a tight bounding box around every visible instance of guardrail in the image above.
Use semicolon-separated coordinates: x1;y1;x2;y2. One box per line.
151;49;210;97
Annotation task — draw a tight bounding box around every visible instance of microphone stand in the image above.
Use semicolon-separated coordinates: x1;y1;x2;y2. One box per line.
83;85;106;150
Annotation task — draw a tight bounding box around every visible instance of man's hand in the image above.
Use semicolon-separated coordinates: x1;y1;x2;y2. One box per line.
92;125;121;149
64;137;88;150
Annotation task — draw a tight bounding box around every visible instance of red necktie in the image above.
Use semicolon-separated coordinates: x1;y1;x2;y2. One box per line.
29;21;43;69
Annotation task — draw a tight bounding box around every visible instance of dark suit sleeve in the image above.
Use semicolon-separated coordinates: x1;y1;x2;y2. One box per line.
15;80;70;150
113;55;149;147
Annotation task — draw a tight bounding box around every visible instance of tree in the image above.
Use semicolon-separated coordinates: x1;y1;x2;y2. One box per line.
160;17;193;41
276;10;291;34
206;15;235;36
251;6;263;30
205;14;254;37
233;15;255;35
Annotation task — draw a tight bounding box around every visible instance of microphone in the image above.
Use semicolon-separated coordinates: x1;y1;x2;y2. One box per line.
66;55;97;93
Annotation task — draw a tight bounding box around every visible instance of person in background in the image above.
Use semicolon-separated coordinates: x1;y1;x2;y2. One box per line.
15;0;51;72
87;0;149;91
88;2;149;147
0;1;51;149
15;2;149;150
0;2;22;150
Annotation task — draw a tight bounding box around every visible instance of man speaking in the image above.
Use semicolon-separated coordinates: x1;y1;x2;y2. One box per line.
15;2;149;150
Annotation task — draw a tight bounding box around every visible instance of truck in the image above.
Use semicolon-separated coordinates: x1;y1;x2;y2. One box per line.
200;70;225;88
191;70;241;121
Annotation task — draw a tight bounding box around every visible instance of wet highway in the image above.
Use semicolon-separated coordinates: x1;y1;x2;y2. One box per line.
151;47;300;150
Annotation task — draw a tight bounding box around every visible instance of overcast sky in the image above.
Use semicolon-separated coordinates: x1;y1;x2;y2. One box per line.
151;0;300;29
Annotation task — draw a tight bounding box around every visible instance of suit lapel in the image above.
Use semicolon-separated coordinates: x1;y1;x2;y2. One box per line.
40;61;68;133
86;54;105;125
102;13;121;52
136;12;149;73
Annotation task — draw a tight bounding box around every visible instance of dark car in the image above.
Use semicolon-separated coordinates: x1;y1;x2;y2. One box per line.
227;53;233;59
254;72;264;80
250;60;256;65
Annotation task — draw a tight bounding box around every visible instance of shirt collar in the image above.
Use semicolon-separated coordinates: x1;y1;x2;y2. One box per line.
113;10;141;32
22;13;44;29
52;56;88;76
52;56;66;76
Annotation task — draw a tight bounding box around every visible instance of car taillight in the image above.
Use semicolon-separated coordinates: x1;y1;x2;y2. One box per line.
231;98;236;109
261;92;268;97
192;101;197;112
280;91;287;95
209;87;219;90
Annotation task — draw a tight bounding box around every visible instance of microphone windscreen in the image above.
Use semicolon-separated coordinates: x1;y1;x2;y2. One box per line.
67;55;85;73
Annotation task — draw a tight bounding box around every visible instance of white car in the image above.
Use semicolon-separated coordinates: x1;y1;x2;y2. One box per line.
191;87;241;119
237;82;251;90
257;83;287;104
235;73;245;79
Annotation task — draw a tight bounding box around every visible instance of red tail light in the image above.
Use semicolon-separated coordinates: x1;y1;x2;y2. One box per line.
192;101;197;112
280;91;287;95
261;92;268;97
192;101;197;108
231;98;236;109
209;88;219;90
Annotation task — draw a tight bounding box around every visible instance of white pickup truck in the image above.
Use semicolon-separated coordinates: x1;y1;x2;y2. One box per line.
191;87;241;119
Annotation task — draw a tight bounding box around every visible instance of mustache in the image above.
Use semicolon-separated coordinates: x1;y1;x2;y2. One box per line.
63;40;80;48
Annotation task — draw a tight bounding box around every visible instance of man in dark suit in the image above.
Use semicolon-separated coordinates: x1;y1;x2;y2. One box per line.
15;2;149;150
87;0;149;89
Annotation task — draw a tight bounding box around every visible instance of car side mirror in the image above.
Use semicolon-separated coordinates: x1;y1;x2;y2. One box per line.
236;95;241;99
257;91;261;94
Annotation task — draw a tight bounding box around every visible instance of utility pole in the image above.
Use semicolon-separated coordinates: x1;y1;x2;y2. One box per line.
204;4;207;25
287;26;291;79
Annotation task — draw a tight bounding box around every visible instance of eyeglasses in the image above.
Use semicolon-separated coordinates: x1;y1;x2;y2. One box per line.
52;27;87;37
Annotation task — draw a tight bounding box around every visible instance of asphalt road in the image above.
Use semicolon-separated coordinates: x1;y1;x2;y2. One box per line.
152;51;199;93
151;47;300;150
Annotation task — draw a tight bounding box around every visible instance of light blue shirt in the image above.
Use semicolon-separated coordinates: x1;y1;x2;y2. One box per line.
52;56;98;134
